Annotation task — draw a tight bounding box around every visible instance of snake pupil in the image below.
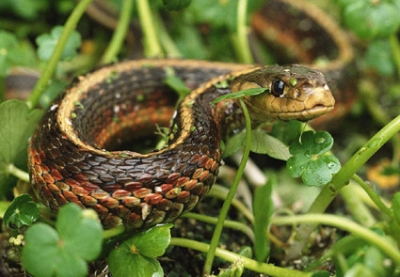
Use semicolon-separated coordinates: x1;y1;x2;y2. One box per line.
272;79;285;97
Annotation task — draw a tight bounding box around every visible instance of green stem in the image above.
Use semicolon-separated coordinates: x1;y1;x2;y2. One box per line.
136;0;163;57
100;0;133;64
102;226;125;239
25;0;93;109
153;13;182;58
207;184;254;223
7;164;29;182
235;0;253;64
171;238;311;277
203;99;252;275
389;34;400;80
286;114;400;259
273;214;400;266
340;181;376;227
182;212;254;242
0;76;5;103
352;174;392;218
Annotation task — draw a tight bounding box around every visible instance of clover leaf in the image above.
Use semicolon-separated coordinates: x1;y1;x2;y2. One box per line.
286;131;340;187
22;203;103;277
108;224;172;277
3;194;39;229
36;26;81;61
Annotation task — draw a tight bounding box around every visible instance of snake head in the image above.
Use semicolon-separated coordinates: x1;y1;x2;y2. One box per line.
232;64;335;122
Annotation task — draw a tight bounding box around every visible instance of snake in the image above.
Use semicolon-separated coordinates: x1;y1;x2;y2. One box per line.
28;0;354;230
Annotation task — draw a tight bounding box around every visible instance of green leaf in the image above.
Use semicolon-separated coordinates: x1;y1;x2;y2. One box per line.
0;100;43;197
223;129;290;160
0;31;21;76
163;67;191;98
364;39;394;76
56;204;103;261
3;194;39;228
187;0;238;31
253;175;274;262
109;251;163;277
343;1;400;39
22;203;103;277
286;131;340;187
0;100;43;164
128;224;172;258
211;87;267;104
36;26;81;61
108;224;172;277
162;0;191;10
217;259;244;277
270;120;302;146
392;192;400;226
250;129;291;161
223;131;246;158
0;0;48;19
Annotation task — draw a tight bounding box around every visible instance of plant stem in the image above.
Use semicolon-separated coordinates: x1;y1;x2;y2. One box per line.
340;181;376;227
136;0;163;57
26;0;93;109
171;238;312;277
102;226;126;239
203;99;252;275
286;114;400;259
7;164;29;182
352;174;392;218
273;214;400;266
207;184;254;223
389;34;400;80
182;212;254;242
100;0;133;64
152;13;182;58
235;0;253;64
0;76;5;103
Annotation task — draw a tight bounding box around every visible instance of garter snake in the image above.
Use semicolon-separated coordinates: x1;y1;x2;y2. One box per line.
29;60;334;229
28;0;354;230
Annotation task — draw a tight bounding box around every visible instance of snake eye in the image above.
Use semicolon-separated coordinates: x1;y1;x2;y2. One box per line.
271;79;285;97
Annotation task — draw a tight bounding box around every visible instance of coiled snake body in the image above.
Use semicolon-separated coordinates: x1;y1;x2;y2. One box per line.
29;60;334;229
28;0;354;230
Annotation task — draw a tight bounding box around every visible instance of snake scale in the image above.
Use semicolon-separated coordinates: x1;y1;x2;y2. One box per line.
28;0;354;230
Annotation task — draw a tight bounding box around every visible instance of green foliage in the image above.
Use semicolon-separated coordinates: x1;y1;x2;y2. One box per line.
224;129;290;160
339;0;400;39
0;31;35;76
330;230;396;277
1;0;400;276
0;0;48;20
162;0;192;11
392;192;400;226
22;203;103;277
286;131;341;187
36;26;81;62
252;175;274;262
108;224;172;277
364;40;394;76
0;100;43;196
3;194;39;229
211;87;267;104
163;67;191;98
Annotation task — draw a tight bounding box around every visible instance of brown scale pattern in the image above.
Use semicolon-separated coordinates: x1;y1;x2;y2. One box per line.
29;60;334;230
29;61;235;230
